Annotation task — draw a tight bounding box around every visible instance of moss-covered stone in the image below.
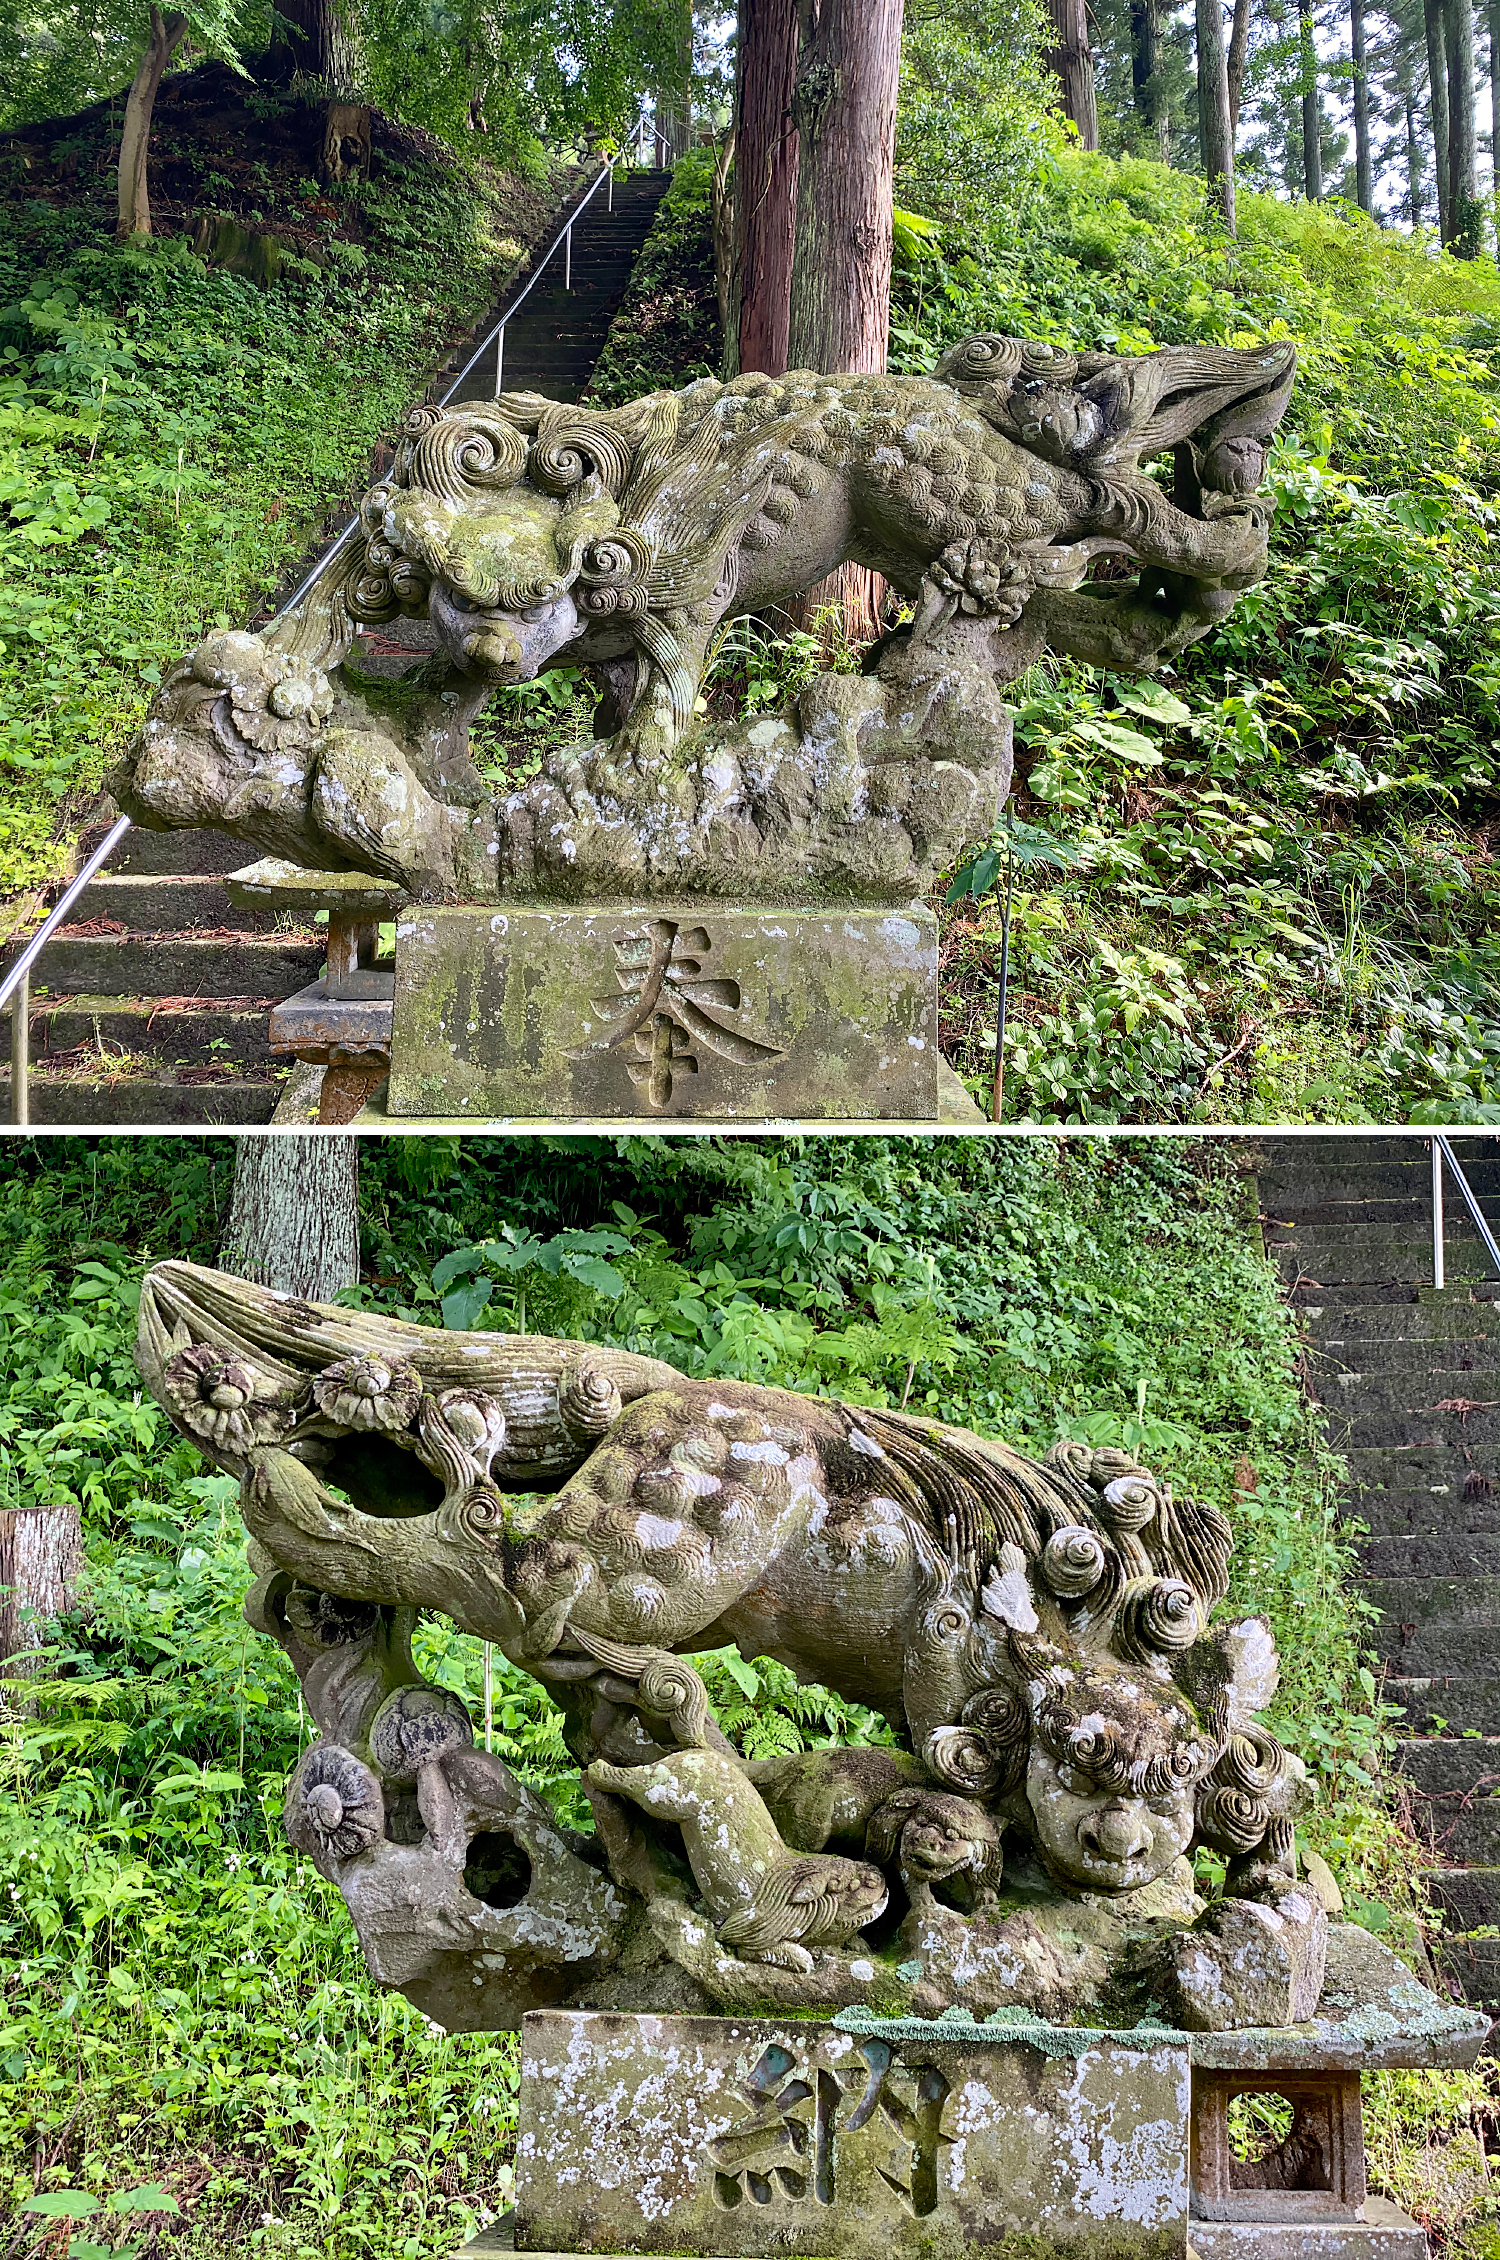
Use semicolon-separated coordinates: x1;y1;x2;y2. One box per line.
387;905;940;1119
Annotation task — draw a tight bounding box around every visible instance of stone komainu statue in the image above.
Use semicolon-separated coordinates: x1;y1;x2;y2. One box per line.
137;1259;1337;2036
111;335;1295;903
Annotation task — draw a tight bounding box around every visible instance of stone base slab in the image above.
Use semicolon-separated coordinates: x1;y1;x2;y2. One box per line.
388;906;944;1121
464;2200;1426;2260
511;2009;1190;2260
1187;2199;1427;2260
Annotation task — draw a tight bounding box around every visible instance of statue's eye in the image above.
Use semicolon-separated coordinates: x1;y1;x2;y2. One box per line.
520;603;555;624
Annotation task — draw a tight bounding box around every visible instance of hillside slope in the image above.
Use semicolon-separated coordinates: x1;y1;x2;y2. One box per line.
0;66;564;906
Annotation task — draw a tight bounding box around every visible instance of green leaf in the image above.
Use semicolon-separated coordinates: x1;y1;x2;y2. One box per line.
23;2193;102;2219
440;1278;494;1331
1111;683;1192;727
1073;717;1163;765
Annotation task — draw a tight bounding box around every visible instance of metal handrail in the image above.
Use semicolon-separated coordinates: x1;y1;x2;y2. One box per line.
1431;1133;1500;1288
2;113;665;1126
279;116;655;617
1;813;135;1129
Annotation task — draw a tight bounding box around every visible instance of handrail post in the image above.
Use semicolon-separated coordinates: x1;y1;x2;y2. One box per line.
1436;1132;1500;1283
608;159;614;211
1432;1138;1445;1289
494;322;504;399
565;222;572;290
9;970;27;1129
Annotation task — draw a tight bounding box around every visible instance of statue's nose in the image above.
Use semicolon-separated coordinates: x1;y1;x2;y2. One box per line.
1082;1800;1151;1863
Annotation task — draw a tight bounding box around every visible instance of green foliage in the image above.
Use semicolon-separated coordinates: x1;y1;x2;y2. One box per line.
890;142;1500;1122
587;148;722;405
0;1132;1431;2254
0;86;541;892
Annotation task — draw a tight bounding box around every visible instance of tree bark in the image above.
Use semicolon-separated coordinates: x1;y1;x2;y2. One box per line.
1491;0;1500;240
1132;0;1170;152
1197;0;1237;228
733;0;801;377
1444;0;1479;249
1424;0;1451;235
787;0;904;647
115;7;187;240
1299;0;1323;196
1404;66;1424;220
0;1505;83;1674
1227;0;1252;131
1045;0;1101;146
222;1139;360;1301
1351;0;1373;208
265;0;360;84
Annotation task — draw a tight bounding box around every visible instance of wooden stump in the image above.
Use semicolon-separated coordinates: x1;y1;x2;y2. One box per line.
0;1503;83;1673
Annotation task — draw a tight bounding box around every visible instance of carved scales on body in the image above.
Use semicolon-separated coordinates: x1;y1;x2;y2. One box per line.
139;1260;1335;2034
110;335;1295;904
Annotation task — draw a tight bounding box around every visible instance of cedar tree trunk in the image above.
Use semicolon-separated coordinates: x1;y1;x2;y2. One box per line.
1046;0;1101;145
733;0;801;375
116;7;187;240
1197;0;1237;228
1351;0;1373;207
223;1138;360;1301
787;0;904;647
1424;0;1451;235
0;1503;83;1674
1299;0;1323;196
1227;0;1251;131
1132;0;1170;153
1444;0;1479;249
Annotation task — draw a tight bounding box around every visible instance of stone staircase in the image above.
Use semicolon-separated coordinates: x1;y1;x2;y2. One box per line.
0;165;675;1127
1256;1131;1500;2029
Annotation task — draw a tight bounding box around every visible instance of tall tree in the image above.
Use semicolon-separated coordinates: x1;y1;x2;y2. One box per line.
1351;0;1374;206
1492;0;1500;237
223;1139;360;1301
1046;0;1100;144
1444;0;1480;248
1226;0;1251;129
787;0;904;644
264;0;357;81
732;0;801;375
1131;0;1170;152
1424;0;1451;232
1299;0;1324;193
0;1497;82;1676
1197;0;1236;226
116;7;187;237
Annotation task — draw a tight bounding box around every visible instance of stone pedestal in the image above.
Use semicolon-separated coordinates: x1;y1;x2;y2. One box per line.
510;2010;1192;2260
387;906;945;1122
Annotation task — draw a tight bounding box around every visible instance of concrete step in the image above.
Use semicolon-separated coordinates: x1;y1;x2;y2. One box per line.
1394;1737;1500;1796
65;873;280;930
25;997;274;1069
1362;1534;1500;1578
1271;1240;1500;1286
1333;1407;1500;1449
1365;1573;1500;1628
1313;1364;1500;1407
0;1074;281;1124
1390;1679;1500;1735
1433;1931;1500;2013
1400;1792;1500;1867
1423;1863;1500;1930
1263;1164;1500;1205
1303;1300;1500;1344
1306;1334;1500;1375
19;934;321;998
1274;1188;1500;1225
1370;1620;1500;1676
104;826;246;877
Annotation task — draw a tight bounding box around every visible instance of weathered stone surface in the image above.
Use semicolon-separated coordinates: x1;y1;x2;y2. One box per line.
110;338;1296;904
1186;2197;1428;2260
514;2010;1191;2260
128;1264;1493;2053
226;857;410;918
387;906;940;1120
351;1056;985;1127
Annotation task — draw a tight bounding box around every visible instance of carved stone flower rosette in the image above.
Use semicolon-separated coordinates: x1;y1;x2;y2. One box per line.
311;1353;423;1433
161;1344;295;1456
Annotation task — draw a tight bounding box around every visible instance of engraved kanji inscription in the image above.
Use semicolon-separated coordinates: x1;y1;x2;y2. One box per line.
707;2040;951;2215
571;919;783;1108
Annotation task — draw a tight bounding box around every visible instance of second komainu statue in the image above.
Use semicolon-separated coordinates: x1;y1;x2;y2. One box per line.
111;335;1295;904
137;1260;1354;2038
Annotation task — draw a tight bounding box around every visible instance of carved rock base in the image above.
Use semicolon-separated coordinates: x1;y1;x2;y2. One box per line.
388;905;944;1121
511;2010;1192;2260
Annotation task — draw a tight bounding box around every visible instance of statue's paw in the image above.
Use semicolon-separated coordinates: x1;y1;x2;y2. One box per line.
737;1939;816;1973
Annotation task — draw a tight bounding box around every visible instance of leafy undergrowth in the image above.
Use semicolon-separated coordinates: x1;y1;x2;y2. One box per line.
2;1135;1492;2256
0;66;562;907
904;161;1500;1126
586;146;721;407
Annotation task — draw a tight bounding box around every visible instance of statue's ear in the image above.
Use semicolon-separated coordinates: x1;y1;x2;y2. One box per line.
1194;1614;1279;1724
980;1542;1039;1634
